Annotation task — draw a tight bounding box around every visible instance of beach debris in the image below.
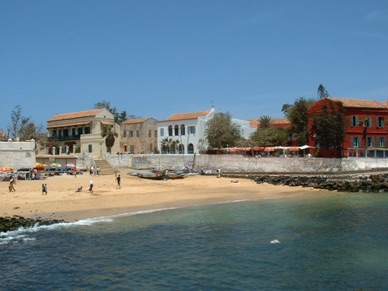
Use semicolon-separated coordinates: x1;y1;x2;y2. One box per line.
270;239;281;244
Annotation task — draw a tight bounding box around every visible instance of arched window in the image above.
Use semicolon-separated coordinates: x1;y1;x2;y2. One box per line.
168;125;173;136
180;124;185;136
174;125;179;136
178;144;184;154
188;143;194;154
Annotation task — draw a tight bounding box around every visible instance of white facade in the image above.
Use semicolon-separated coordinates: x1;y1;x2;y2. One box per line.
157;107;216;154
232;118;256;139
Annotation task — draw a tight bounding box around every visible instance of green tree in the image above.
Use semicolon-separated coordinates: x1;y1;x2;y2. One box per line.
8;105;45;141
311;101;346;156
94;100;136;123
282;97;315;146
317;84;330;99
250;127;288;147
205;112;241;149
160;137;180;154
258;115;272;128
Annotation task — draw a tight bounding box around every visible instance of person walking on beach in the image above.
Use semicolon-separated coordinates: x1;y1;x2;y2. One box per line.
42;183;48;195
9;176;16;192
116;174;121;189
163;169;169;181
217;168;222;178
89;180;93;192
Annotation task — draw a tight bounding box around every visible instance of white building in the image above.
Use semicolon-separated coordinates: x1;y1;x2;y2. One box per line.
157;107;216;154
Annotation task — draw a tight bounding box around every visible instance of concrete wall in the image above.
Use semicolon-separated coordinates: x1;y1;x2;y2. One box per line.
106;153;388;173
0;140;36;169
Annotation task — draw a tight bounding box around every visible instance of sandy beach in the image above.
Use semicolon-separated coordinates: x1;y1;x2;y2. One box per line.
1;169;320;221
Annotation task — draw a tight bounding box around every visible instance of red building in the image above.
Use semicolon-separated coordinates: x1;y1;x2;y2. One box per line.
308;97;388;158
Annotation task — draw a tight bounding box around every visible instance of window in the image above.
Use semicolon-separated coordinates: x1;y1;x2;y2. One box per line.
188;126;196;134
168;125;173;136
377;117;384;128
352;136;361;147
123;131;127;138
88;144;92;153
155;130;157;137
351;116;358;127
84;127;91;134
149;143;153;152
367;137;374;147
188;143;194;154
180;124;185;135
148;130;151;137
160;128;164;137
129;131;133;137
178;144;184;154
174;125;179;136
378;137;386;147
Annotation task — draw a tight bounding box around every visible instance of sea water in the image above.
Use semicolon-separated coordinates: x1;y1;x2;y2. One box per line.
1;192;387;290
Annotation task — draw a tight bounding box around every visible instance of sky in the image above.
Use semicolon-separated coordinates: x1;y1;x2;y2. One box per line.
1;0;388;131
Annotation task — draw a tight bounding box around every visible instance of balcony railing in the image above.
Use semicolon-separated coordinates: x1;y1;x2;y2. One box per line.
50;135;81;141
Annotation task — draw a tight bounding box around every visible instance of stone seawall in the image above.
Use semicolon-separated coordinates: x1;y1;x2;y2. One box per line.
0;140;36;169
106;153;388;174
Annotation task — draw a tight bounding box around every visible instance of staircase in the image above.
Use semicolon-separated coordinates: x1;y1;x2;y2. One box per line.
94;159;117;175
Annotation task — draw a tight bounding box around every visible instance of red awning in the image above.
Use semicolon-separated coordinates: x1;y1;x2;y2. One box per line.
264;147;275;152
288;147;300;151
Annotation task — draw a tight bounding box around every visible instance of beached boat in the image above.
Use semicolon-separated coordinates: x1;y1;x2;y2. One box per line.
137;170;164;180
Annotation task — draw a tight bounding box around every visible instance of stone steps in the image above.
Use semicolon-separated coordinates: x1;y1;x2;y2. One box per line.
94;159;117;175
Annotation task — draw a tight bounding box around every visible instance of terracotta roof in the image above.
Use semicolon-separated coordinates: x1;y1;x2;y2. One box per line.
121;118;149;125
328;98;386;109
248;118;290;128
163;110;211;121
48;109;104;122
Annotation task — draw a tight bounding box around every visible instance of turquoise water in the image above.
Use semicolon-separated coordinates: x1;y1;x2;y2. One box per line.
1;192;387;290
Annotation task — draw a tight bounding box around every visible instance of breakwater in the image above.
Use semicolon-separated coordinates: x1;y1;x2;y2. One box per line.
250;173;388;192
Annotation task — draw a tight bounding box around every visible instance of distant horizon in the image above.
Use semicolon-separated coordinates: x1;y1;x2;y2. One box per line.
1;1;388;130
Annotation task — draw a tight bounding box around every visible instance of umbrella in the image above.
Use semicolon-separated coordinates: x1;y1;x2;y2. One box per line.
34;162;46;170
66;163;75;168
51;163;62;168
0;166;13;172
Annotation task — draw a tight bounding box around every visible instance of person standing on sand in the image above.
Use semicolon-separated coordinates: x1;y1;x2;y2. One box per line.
116;174;121;188
9;177;16;192
89;180;93;192
42;183;48;195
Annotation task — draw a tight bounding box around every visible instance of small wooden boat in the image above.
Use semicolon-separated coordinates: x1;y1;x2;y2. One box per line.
137;170;164;180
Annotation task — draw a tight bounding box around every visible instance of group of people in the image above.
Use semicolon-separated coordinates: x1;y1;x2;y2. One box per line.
89;166;100;176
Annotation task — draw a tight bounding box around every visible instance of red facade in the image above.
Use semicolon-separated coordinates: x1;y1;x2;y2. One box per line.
308;98;388;158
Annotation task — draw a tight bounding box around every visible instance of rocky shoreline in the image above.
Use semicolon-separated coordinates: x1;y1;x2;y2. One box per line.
0;216;66;233
251;173;388;192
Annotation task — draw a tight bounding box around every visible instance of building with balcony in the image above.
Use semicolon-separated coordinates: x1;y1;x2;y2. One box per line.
120;118;158;154
46;108;120;159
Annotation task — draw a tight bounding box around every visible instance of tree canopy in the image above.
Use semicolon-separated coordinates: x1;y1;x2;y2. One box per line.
317;84;330;99
94;100;136;124
311;101;346;155
250;116;288;147
205;112;241;149
7;105;45;141
282;97;316;146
